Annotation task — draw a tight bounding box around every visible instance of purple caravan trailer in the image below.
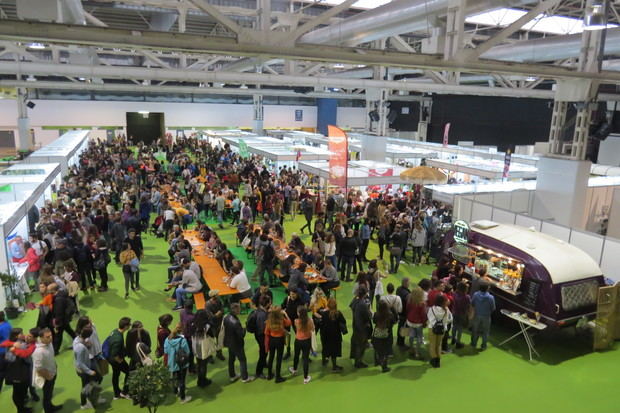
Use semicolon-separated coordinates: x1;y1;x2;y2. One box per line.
448;220;604;328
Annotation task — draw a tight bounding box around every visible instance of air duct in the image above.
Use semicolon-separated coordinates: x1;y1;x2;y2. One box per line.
299;0;537;46
482;27;620;62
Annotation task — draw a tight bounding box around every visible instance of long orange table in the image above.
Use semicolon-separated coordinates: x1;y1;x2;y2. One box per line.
184;230;239;296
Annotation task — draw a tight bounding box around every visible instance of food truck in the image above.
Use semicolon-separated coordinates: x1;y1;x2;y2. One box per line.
447;220;604;328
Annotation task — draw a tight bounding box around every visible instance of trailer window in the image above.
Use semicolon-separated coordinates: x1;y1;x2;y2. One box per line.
561;280;599;311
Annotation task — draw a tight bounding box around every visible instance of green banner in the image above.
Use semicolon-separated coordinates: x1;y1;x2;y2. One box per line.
0;184;12;192
238;139;249;159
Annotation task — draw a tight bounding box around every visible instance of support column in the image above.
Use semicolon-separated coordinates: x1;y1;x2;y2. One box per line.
443;0;466;84
16;87;31;151
252;94;264;134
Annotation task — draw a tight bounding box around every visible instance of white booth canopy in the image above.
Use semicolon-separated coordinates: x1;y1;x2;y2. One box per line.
25;130;90;175
248;144;332;161
426;157;538;180
298;160;409;187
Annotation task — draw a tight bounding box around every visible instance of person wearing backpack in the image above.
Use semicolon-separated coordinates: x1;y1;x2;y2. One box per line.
1;328;36;413
427;294;452;368
253;234;276;286
164;324;192;404
51;286;76;354
105;317;131;401
92;239;111;292
372;300;397;373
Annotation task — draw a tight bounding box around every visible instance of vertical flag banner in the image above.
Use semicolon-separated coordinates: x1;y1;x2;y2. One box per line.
327;125;348;190
442;123;451;147
503;149;512;179
238;139;249;159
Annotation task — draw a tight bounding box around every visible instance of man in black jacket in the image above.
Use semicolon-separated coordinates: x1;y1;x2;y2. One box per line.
350;287;372;368
51;285;76;354
223;303;253;383
395;277;411;347
250;295;270;379
123;229;144;290
339;229;357;282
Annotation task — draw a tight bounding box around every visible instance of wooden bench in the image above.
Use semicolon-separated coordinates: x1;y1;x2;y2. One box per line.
331;285;341;299
193;292;206;310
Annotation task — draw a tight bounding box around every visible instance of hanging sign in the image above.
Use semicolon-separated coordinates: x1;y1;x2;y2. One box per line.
327;125;348;190
442;123;451;147
238;139;249;159
453;220;470;244
503;149;512;179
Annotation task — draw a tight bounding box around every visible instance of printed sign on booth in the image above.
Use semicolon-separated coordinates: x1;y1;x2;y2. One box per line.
327;125;348;190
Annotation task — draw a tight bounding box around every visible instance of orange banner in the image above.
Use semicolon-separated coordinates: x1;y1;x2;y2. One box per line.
327;125;348;189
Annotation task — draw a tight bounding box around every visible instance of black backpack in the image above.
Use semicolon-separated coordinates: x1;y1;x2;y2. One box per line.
246;310;258;334
262;242;275;263
174;338;189;366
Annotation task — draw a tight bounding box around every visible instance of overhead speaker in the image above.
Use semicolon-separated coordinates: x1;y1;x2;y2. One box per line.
368;110;380;122
26;101;35;109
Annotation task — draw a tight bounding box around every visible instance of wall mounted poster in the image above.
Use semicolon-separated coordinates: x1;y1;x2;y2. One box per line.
327;125;348;190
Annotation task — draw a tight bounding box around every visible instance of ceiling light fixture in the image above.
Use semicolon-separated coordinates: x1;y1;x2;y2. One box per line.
525;76;537;82
27;43;45;50
584;0;608;30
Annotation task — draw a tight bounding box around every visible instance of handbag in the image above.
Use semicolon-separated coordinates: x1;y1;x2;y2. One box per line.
96;358;109;376
137;343;153;366
389;246;402;256
129;257;140;272
399;326;411;338
372;326;389;339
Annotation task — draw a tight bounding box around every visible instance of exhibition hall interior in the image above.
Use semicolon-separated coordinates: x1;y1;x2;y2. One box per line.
0;0;620;412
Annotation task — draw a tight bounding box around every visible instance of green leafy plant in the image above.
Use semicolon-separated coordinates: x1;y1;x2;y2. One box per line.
0;272;18;307
127;361;173;413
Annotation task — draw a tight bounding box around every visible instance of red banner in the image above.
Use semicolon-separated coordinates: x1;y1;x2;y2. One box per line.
502;149;512;179
442;123;451;147
327;125;348;190
368;167;393;191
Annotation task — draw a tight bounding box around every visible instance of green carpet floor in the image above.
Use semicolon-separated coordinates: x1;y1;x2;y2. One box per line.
2;215;617;412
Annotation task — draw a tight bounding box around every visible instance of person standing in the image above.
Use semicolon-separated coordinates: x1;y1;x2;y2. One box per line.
451;282;471;349
32;328;62;413
410;221;426;265
470;283;496;351
0;311;12;391
1;328;35;413
395;277;410;348
405;287;427;359
289;305;315;384
427;295;452;368
388;225;405;274
350;287;372;368
164;324;192;404
119;242;137;300
264;306;291;383
51;285;76;354
299;197;314;234
248;295;270;379
106;317;131;401
339;229;357;282
73;327;103;410
123;229;143;290
372;301;397;373
93;239;111;292
223;303;253;383
317;298;346;372
191;310;213;388
215;191;225;229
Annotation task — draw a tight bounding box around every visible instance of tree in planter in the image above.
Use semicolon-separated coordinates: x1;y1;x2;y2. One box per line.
127;361;173;413
0;271;20;318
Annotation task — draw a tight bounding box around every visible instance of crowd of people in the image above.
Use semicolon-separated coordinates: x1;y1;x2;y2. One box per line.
0;135;496;412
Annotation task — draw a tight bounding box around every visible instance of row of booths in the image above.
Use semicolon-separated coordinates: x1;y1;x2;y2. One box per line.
0;130;90;312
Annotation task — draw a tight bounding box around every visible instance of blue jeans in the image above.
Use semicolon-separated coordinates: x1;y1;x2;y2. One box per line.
175;286;191;307
327;255;337;269
408;325;424;355
217;210;224;225
470;315;491;348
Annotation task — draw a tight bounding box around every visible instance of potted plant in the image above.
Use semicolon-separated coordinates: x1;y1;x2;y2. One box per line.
127;361;172;413
0;272;20;319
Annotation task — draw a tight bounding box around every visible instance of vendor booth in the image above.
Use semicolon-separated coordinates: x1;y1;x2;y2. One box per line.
446;220;604;328
426;157;537;181
248;144;332;170
0;163;62;208
24;130;90;175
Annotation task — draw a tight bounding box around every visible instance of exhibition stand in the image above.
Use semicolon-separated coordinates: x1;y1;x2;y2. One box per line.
25;130;90;175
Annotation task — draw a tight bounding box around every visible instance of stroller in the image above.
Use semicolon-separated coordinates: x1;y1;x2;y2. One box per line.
151;215;165;238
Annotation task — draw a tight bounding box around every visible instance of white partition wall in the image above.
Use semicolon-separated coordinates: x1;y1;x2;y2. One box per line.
540;221;571;242
600;238;620;282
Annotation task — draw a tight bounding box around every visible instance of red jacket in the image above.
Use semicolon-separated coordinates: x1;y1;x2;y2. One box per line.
406;302;427;324
0;340;36;358
19;248;41;272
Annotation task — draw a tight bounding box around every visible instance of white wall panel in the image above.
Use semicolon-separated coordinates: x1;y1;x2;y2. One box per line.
600;238;620;282
569;230;604;264
471;203;493;222
540;221;571;242
510;190;531;213
491;208;516;225
515;215;542;231
492;192;511;210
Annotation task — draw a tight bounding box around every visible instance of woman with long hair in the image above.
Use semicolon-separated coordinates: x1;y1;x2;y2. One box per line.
372;300;396;373
406;287;427;359
289;305;315;384
264;305;291;383
191;309;213;387
119;242;137;299
318;298;347;372
427;294;452;368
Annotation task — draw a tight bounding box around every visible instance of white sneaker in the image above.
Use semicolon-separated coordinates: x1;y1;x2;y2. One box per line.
180;396;192;404
81;401;94;410
304;375;312;384
229;375;241;383
118;393;131;400
288;366;297;376
241;376;256;383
